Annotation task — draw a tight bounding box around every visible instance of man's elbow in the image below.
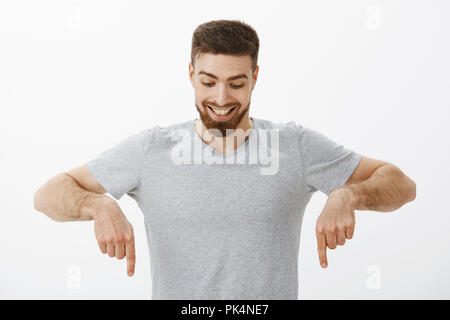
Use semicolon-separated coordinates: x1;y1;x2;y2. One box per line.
409;179;416;202
404;176;416;203
390;164;416;204
33;188;43;212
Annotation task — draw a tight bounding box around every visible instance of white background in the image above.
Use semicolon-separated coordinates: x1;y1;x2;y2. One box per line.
0;0;448;299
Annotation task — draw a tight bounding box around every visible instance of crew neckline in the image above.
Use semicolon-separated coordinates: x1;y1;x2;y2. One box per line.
192;117;257;158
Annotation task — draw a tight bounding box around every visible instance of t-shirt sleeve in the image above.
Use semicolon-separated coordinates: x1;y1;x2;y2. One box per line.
296;124;362;196
85;128;150;200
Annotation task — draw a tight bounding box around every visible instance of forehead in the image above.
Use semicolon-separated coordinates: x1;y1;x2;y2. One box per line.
195;53;252;77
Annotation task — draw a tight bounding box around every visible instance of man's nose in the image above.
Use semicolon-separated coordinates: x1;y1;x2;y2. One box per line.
213;83;232;107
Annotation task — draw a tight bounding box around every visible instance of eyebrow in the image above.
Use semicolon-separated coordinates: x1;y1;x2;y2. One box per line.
198;71;248;81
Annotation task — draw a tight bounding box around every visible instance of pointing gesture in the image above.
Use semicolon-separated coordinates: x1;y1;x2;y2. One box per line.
90;198;136;276
315;189;355;268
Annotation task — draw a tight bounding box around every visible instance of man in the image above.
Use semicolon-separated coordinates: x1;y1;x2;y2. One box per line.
34;20;416;300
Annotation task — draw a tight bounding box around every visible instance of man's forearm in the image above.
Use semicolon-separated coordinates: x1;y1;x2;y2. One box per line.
336;164;416;212
34;174;112;222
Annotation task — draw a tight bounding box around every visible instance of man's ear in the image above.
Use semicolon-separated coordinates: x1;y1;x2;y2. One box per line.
251;65;259;91
189;62;195;87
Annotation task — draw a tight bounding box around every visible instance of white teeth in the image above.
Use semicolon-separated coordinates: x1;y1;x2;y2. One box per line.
213;109;229;115
208;105;235;116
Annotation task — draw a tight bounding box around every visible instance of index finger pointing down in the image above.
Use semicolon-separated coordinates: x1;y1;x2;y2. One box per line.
126;241;136;277
316;232;328;268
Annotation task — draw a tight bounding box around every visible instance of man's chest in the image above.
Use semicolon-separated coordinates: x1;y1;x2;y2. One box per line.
140;160;304;228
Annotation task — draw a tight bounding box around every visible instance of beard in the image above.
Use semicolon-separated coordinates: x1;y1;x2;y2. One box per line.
195;100;251;137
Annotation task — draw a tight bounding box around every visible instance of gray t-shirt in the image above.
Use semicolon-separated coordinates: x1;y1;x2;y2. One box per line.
86;117;361;300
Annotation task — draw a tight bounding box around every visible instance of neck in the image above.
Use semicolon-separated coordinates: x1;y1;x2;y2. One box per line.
195;115;254;154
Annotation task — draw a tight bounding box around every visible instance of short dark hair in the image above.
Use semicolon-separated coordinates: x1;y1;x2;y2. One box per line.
191;19;260;73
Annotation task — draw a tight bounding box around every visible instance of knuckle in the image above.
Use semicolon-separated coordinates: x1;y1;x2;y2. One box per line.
124;234;134;243
336;222;346;230
103;235;114;243
326;226;336;234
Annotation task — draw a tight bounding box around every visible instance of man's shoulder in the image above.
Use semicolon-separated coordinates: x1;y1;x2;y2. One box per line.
142;119;193;149
255;118;303;140
255;117;299;130
148;119;192;136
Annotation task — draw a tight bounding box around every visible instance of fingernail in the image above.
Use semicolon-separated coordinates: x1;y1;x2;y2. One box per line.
321;262;327;268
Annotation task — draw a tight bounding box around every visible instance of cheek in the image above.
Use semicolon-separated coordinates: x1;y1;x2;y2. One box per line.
235;90;250;102
194;87;207;101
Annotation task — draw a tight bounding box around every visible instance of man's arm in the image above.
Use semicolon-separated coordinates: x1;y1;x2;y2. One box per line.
315;157;416;268
33;172;109;222
339;163;416;212
34;165;136;276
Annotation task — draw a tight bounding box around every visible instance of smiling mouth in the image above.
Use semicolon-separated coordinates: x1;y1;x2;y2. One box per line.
207;104;237;115
206;104;239;120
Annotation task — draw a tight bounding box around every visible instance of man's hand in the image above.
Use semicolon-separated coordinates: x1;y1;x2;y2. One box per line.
315;188;355;268
90;198;136;277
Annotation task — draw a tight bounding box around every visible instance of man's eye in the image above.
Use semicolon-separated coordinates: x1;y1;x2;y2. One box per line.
202;82;244;89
